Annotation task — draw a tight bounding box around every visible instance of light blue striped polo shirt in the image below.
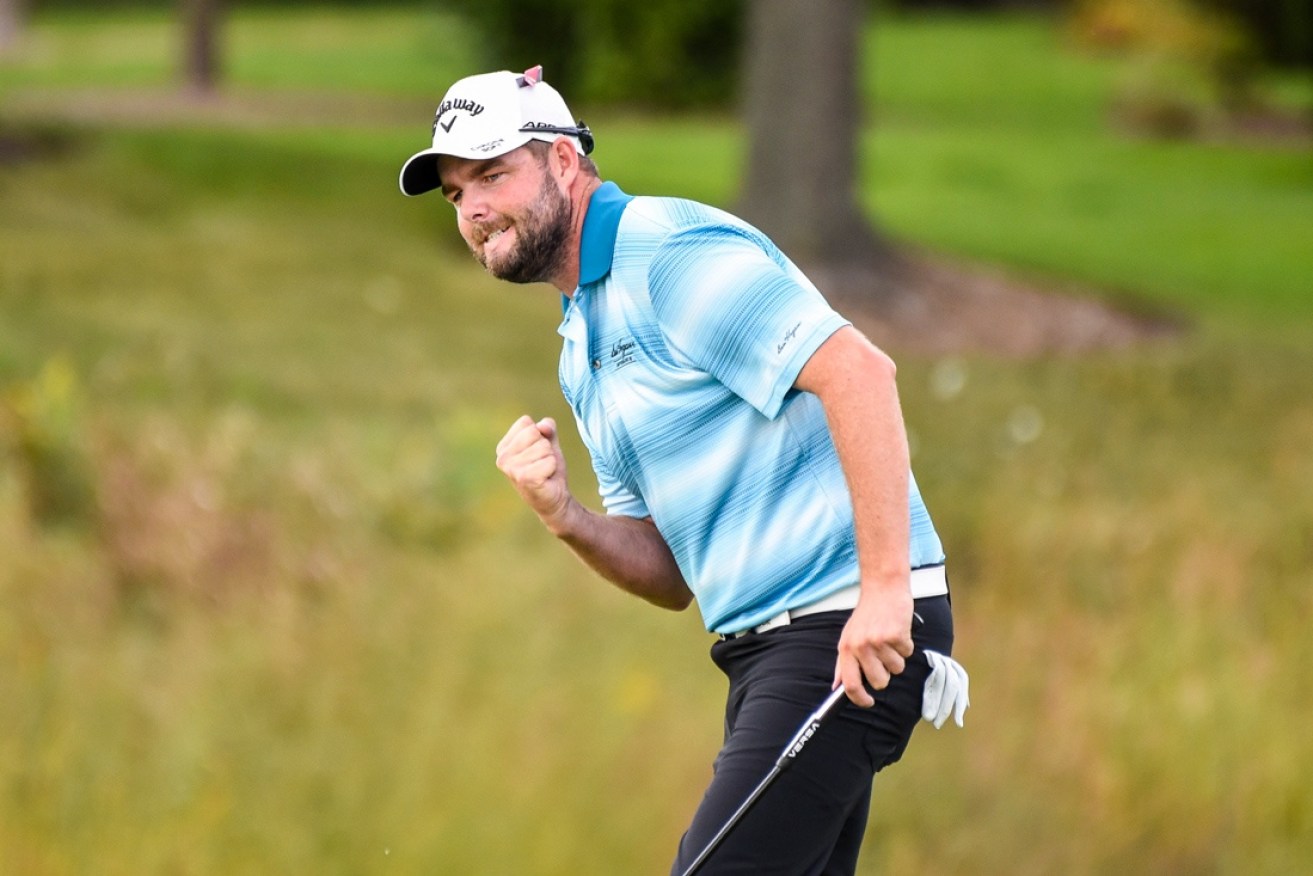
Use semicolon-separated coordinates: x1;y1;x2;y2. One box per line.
559;182;944;633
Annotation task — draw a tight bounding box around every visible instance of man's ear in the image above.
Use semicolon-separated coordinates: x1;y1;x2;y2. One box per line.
548;136;579;182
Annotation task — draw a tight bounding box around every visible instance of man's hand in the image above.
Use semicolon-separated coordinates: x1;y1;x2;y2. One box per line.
495;415;572;529
833;585;915;707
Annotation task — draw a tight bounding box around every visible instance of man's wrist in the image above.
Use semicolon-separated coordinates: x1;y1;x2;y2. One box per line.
859;567;911;594
542;495;583;539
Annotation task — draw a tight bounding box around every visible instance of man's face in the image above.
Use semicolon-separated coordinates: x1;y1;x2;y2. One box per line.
438;146;571;285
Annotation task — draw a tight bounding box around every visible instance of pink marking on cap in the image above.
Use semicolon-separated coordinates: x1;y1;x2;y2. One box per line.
519;65;543;87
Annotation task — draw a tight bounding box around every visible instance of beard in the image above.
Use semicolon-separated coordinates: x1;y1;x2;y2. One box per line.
470;172;571;285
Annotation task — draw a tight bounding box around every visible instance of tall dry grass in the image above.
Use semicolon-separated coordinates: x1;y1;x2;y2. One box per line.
2;6;1311;874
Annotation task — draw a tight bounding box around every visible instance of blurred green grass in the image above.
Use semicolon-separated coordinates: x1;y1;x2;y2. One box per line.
0;5;480;94
2;5;1312;875
863;14;1313;325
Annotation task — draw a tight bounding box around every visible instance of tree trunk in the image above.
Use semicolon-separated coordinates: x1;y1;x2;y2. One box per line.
0;0;26;56
738;0;895;278
180;0;223;98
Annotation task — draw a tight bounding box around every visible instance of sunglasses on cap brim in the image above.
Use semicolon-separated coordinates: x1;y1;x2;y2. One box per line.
519;123;595;156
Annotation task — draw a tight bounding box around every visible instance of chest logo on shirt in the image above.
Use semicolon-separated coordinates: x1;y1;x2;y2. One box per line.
609;338;637;369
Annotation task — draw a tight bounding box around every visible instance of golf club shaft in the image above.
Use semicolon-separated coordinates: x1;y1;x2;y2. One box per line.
680;687;848;876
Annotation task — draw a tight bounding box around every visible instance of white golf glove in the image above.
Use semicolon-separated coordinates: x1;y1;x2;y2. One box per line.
921;651;970;729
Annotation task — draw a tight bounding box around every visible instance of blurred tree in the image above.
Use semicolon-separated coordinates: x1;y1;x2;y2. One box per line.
0;0;26;55
738;0;896;282
180;0;224;97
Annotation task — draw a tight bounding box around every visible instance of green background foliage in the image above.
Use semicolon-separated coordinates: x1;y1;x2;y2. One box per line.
1;4;1312;874
434;0;743;108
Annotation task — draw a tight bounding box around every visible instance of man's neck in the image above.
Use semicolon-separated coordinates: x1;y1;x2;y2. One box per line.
552;175;604;295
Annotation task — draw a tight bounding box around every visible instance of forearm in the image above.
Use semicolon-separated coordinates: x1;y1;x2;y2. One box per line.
547;500;693;611
831;356;910;591
797;328;911;593
796;327;917;702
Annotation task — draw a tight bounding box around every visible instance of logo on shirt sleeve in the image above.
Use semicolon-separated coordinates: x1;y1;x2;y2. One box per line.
776;322;802;355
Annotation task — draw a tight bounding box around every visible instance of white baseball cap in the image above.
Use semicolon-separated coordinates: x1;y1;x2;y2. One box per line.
399;65;594;197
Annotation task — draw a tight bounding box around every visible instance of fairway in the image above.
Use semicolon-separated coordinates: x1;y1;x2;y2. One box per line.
2;6;1312;875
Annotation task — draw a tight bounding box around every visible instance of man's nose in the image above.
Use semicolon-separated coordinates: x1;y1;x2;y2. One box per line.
459;190;489;224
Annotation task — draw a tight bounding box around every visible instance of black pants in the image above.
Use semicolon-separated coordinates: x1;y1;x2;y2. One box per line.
670;595;954;876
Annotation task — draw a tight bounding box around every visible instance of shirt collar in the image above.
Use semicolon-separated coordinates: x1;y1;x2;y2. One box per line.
577;181;634;288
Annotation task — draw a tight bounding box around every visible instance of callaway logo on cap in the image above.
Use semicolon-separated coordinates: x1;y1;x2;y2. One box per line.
399;65;594;197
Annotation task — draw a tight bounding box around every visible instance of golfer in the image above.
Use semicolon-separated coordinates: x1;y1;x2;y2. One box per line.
400;67;968;875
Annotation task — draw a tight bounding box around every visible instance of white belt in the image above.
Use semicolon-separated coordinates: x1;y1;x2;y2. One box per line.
723;565;948;639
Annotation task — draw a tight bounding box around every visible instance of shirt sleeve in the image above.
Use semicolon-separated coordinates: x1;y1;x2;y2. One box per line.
596;462;650;518
570;410;651;519
647;223;850;419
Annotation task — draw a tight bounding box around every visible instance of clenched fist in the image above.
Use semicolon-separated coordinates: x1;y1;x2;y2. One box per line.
495;415;573;528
